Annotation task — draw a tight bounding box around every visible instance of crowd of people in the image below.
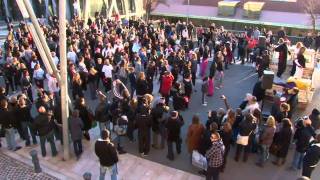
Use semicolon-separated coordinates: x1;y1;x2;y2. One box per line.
0;12;320;180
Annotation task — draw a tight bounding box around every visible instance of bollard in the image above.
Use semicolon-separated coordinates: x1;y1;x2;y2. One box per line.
83;172;92;180
29;150;42;173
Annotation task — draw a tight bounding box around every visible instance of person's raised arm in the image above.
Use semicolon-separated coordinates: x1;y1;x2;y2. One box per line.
221;95;231;110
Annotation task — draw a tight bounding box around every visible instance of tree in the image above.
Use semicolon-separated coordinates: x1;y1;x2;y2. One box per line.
302;0;320;35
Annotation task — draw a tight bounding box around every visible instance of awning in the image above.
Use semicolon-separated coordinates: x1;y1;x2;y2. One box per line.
218;1;240;17
243;1;265;19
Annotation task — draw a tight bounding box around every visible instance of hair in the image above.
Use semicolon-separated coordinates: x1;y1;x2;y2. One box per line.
210;122;218;133
210;132;221;142
282;118;292;129
72;109;80;117
138;72;145;80
0;99;8;108
101;129;110;140
280;103;290;112
266;116;276;128
223;122;232;133
192;115;200;124
298;46;306;55
227;109;236;125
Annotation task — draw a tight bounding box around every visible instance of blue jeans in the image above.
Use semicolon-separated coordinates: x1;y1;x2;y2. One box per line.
5;128;17;150
39;130;57;157
291;150;304;170
21;121;37;145
257;144;269;165
100;164;118;180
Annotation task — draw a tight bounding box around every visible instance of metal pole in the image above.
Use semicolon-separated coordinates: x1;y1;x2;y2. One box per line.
59;0;70;161
187;0;189;25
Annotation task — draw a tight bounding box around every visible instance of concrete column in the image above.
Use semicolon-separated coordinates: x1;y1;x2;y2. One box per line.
59;0;70;161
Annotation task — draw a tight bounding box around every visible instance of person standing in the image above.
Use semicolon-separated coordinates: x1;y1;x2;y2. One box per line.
201;77;208;106
160;71;174;105
0;98;21;151
290;46;306;76
205;132;225;180
165;111;184;161
102;59;113;93
272;118;293;166
135;105;152;156
302;134;320;178
69;110;83;160
275;38;290;78
186;115;205;158
256;116;276;167
33;106;57;157
95;129;119;180
290;117;316;171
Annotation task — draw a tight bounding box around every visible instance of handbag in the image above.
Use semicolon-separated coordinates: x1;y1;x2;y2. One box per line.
269;143;281;155
192;150;207;170
236;135;249;146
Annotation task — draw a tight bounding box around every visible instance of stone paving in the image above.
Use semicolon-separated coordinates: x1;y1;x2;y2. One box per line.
0;152;58;180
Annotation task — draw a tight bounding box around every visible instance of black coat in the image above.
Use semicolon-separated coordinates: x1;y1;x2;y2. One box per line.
273;127;293;158
136;79;148;96
294;126;316;153
95;140;119;167
165;116;184;142
135;113;152;135
33;113;55;136
0;107;16;129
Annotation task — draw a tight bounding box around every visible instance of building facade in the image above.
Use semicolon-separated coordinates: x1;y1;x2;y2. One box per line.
0;0;145;21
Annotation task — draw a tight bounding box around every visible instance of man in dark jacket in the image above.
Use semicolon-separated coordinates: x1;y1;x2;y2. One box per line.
165;111;184;160
33;106;57;157
95;129;119;180
151;97;169;149
136;105;152;156
291;117;316;170
302;134;320;178
309;108;320;131
275;39;290;78
0;98;21;151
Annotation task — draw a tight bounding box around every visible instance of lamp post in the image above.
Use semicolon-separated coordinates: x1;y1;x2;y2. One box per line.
187;0;190;24
59;0;70;161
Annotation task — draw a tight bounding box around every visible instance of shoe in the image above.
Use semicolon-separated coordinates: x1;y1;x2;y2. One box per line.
255;162;264;168
13;146;22;151
25;141;31;147
215;87;220;89
118;148;127;154
202;103;207;106
166;155;174;161
272;161;280;166
152;144;159;149
141;153;148;157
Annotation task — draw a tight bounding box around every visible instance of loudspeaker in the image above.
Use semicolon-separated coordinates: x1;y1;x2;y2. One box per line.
262;70;274;89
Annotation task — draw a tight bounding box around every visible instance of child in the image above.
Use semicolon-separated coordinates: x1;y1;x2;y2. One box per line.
201;77;208;106
207;76;214;96
69;109;84;160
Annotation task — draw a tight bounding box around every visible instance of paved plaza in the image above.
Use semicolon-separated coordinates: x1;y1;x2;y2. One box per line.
0;61;319;179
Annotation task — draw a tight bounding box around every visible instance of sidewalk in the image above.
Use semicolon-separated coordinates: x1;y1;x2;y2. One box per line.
1;126;203;180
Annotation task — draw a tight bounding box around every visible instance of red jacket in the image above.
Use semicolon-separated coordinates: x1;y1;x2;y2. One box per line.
160;74;174;96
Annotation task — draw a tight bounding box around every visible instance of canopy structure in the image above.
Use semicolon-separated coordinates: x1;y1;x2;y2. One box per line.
151;3;320;30
243;1;265;19
218;1;240;17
